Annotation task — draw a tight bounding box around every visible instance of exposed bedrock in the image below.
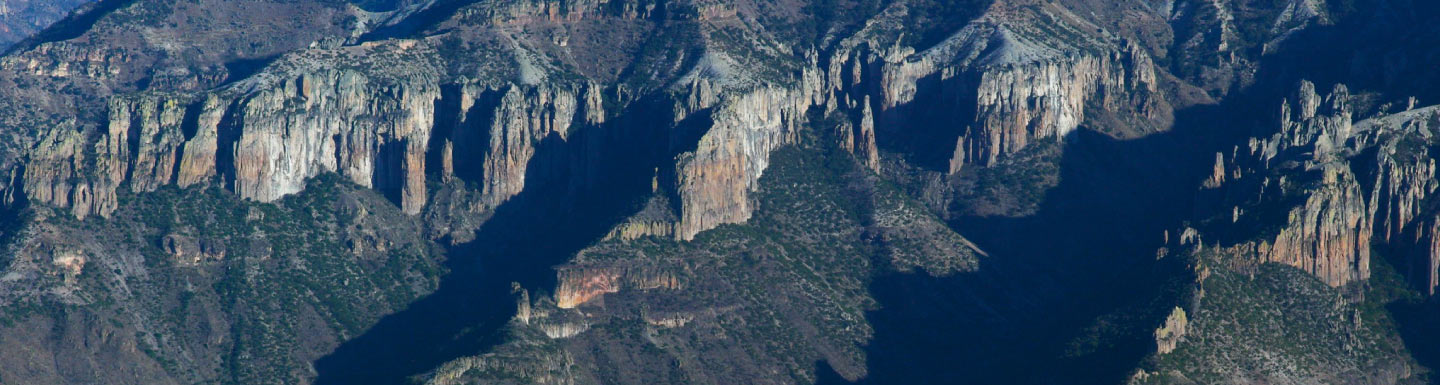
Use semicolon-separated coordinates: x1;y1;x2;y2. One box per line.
1201;80;1440;292
9;2;1171;249
837;17;1164;174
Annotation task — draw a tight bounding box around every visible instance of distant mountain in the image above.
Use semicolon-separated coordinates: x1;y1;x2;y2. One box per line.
0;0;89;50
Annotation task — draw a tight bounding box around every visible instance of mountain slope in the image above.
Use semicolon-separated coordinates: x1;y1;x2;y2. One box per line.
0;0;1437;384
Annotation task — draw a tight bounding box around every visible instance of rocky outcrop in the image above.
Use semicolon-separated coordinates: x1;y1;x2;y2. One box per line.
860;11;1162;173
1201;80;1440;293
602;192;678;241
952;44;1159;171
176;95;230;188
816;4;1164;176
425;342;577;385
6;0;1168;253
449;83;592;210
231;70;438;214
21;123;120;220
1355;105;1440;297
665;3;1169;240
554;267;620;309
1262;163;1372;287
18;67;443;216
672;81;816;240
643;311;695;328
1203;81;1372;287
604;220;674;241
161;233;227;266
553;265;681;309
1419;220;1440;296
1154;307;1189;355
15;65;613;221
835;96;881;173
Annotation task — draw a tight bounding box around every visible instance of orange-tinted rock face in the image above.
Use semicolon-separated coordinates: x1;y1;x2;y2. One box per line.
554;268;620;309
1263;164;1372;287
553;265;681;309
673;83;814;241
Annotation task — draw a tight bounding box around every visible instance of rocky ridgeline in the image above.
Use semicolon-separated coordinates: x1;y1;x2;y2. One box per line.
15;68;442;218
2;0;1167;247
1165;0;1332;95
667;1;1169;239
1200;80;1440;294
1198;81;1369;287
1358;107;1440;296
830;2;1164;174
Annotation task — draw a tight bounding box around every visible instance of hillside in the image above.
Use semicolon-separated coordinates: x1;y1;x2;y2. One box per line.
0;1;1437;384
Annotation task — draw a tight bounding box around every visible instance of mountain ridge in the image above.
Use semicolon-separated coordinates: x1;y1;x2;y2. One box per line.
0;0;1437;384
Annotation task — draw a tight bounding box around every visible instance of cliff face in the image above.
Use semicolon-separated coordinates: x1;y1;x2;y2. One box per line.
1197;79;1440;294
672;83;816;240
229;70;439;214
853;7;1164;174
553;265;681;309
954;44;1159;171
1201;81;1369;287
16;0;1440;384
472;85;584;209
1262;163;1372;287
5;0;1171;247
1353;106;1440;297
18;68;442;217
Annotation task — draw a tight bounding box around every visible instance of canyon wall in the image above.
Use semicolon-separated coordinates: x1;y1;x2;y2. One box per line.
1204;80;1440;292
860;18;1162;174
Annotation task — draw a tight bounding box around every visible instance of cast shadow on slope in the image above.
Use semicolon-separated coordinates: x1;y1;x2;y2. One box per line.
831;111;1221;384
4;0;136;56
820;46;1392;383
312;95;682;384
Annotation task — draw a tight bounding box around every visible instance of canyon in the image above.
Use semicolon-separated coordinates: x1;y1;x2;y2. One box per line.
0;0;1438;384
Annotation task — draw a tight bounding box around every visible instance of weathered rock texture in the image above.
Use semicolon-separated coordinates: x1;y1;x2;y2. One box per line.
19;68;441;217
850;6;1164;174
673;83;814;240
1262;163;1372;287
554;265;681;309
1201;80;1440;294
13;0;1420;384
1356;106;1440;296
2;0;1172;252
1154;307;1189;355
1203;81;1370;287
